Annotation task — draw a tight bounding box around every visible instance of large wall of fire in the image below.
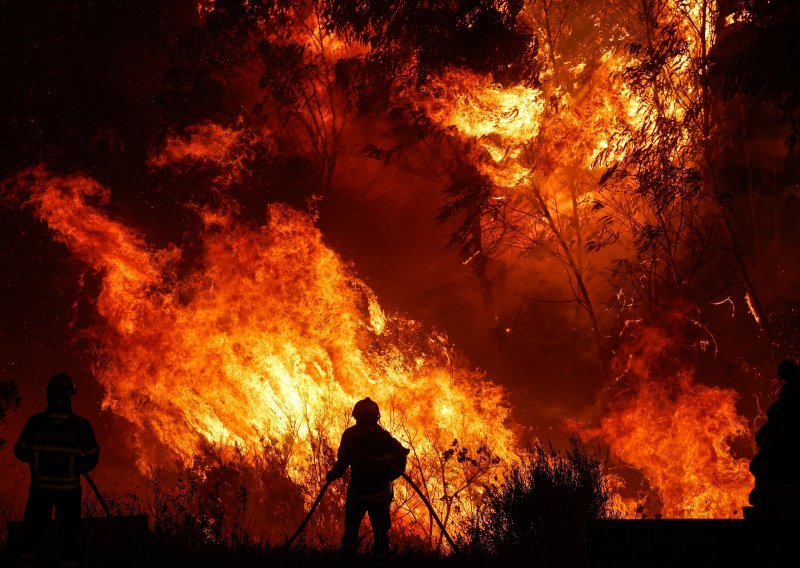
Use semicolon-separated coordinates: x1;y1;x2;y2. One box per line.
2;0;800;542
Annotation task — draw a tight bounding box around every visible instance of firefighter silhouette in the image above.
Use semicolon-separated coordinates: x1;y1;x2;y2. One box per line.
326;397;409;566
749;360;800;517
14;372;100;568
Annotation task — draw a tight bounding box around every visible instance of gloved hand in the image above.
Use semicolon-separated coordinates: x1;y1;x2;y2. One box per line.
325;468;341;482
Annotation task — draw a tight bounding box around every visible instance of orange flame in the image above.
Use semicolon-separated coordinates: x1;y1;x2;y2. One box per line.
12;165;517;541
593;320;751;518
7;0;750;528
409;0;746;520
415;67;543;189
149;121;271;185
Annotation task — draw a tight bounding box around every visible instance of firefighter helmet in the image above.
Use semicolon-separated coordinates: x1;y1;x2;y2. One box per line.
47;372;77;396
352;397;380;418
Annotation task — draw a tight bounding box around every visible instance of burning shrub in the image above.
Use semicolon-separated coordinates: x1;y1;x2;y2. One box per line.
593;313;753;518
7;167;520;546
463;439;616;567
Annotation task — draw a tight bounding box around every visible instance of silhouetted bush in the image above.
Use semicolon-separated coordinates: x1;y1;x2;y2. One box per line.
464;438;616;567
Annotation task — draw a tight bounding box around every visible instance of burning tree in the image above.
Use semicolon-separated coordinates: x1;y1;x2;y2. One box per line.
404;0;766;519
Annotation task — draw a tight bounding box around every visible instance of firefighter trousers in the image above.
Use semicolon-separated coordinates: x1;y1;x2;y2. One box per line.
20;488;82;567
341;490;391;562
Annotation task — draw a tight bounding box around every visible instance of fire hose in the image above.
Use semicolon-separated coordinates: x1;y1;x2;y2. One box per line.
82;472;112;519
284;455;460;554
283;478;333;548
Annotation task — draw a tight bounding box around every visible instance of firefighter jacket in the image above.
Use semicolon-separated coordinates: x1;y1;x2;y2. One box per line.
14;408;100;491
329;422;409;500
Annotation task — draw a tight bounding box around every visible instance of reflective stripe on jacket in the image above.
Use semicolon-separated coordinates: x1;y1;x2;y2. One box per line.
14;410;100;491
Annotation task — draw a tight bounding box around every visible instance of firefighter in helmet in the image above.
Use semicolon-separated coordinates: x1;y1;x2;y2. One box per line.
749;359;800;518
326;397;409;565
14;372;100;568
